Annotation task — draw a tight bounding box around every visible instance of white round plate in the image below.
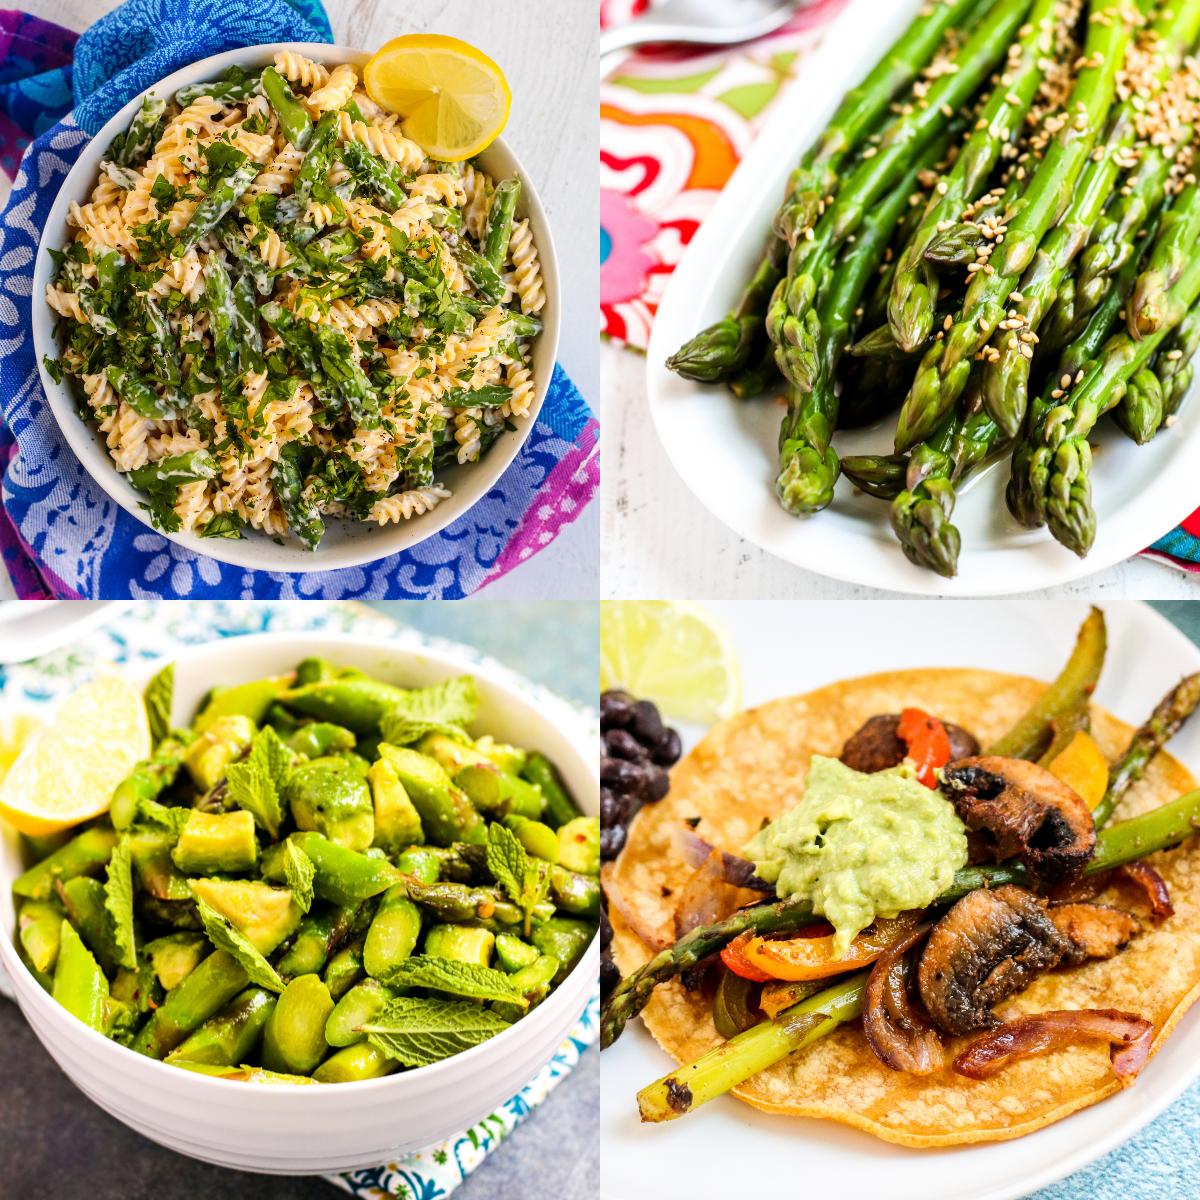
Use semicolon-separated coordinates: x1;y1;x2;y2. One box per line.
601;600;1200;1200
645;0;1200;596
32;43;560;572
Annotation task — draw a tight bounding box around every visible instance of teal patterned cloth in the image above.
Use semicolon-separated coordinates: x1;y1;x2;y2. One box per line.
0;599;598;1199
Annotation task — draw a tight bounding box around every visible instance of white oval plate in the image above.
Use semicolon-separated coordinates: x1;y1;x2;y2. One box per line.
645;0;1200;596
601;599;1200;1200
32;43;560;573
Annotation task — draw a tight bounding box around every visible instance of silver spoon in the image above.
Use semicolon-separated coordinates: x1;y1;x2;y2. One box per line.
600;0;810;67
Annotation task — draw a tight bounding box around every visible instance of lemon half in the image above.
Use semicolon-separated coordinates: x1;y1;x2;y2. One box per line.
364;34;511;162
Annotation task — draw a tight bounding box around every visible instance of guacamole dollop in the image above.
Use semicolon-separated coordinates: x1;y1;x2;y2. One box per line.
743;755;968;957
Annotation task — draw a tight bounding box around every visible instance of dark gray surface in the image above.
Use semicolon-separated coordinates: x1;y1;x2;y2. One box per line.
0;997;597;1199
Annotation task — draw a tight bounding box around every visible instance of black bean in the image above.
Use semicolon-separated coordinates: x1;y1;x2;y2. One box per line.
601;756;647;794
642;765;670;802
651;727;682;766
601;690;636;729
631;699;665;744
600;823;626;860
600;789;628;828
600;905;612;950
605;728;648;761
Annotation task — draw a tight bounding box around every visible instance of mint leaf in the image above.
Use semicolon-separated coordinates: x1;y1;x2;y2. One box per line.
378;955;526;1005
135;797;191;839
387;677;477;728
144;662;174;746
486;823;549;937
193;897;285;993
379;715;473;747
487;822;527;903
104;836;137;970
281;840;315;914
362;996;512;1067
227;726;291;837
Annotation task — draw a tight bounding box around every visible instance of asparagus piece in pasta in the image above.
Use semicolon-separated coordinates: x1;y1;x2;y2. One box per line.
109;95;166;168
261;67;312;149
106;365;180;420
484;178;520;271
293;112;340;208
272;444;325;551
203;256;238;390
340;140;406;209
173;156;262;257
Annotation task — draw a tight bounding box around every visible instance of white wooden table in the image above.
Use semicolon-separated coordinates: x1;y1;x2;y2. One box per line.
1;0;598;600
603;342;1200;600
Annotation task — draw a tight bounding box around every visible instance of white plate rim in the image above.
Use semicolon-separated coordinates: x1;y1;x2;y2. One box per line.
32;42;561;573
600;600;1200;1200
644;0;1200;597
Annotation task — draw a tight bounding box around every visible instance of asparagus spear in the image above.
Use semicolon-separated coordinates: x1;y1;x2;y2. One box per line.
1094;672;1200;829
888;0;1061;353
1111;365;1166;445
769;0;1036;394
1128;181;1200;338
665;0;981;383
776;137;953;514
1029;249;1200;556
894;0;1132;451
638;972;867;1121
602;784;1200;1051
1156;299;1200;421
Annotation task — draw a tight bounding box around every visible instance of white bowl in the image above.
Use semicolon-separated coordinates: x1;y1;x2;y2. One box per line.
31;43;561;573
0;631;597;1174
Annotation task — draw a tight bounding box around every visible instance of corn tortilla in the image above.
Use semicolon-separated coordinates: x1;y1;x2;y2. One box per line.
609;669;1200;1147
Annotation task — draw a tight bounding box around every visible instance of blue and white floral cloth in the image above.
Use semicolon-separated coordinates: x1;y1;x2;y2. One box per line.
0;599;599;1199
0;0;598;599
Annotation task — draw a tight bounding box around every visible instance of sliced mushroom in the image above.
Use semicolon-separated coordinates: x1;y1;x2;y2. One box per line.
1048;903;1141;967
918;885;1072;1035
941;755;1096;886
840;713;981;774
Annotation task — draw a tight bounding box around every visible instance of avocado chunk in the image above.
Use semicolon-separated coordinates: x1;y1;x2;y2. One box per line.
556;816;600;875
183;714;255;790
189;878;301;954
285;758;374;852
195;676;290;732
145;933;209;990
367;758;423;853
494;931;539;973
172;810;259;874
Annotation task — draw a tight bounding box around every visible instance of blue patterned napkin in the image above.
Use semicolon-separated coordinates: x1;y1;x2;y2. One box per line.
0;599;599;1197
0;0;598;599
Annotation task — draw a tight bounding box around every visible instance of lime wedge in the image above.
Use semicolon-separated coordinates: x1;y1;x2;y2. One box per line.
600;601;741;724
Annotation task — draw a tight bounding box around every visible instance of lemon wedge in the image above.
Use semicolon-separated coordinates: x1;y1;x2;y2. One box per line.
363;34;511;162
601;601;742;724
0;675;150;835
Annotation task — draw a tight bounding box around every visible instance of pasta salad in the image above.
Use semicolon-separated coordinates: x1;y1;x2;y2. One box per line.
44;52;546;549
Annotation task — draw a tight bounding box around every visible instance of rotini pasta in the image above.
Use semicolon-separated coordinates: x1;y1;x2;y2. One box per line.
45;57;545;551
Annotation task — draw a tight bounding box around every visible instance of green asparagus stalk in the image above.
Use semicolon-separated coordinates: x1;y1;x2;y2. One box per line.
1095;672;1200;829
894;0;1132;451
1112;365;1166;445
1156;299;1200;421
776;141;950;514
637;972;867;1121
665;0;981;383
769;0;1036;394
888;0;1060;353
1129;181;1200;338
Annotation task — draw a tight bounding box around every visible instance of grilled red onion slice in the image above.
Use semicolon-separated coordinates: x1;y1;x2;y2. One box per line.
673;851;762;939
1114;862;1174;922
863;923;942;1075
671;826;773;891
953;1009;1154;1083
